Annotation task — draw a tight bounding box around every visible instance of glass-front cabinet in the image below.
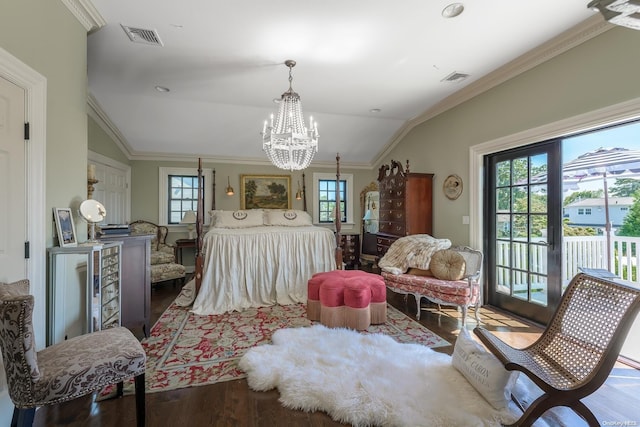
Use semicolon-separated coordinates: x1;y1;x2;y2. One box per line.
47;241;122;345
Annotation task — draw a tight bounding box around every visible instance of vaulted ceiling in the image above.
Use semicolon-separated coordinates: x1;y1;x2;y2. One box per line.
87;1;600;167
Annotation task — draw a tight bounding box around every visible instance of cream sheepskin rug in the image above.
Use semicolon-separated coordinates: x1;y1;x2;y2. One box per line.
239;325;520;427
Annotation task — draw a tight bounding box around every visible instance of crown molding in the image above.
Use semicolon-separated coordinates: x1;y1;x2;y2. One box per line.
61;0;106;32
372;15;613;169
87;93;135;159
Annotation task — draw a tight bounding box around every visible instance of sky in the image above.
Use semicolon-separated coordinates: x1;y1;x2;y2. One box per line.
562;119;640;195
563;119;640;163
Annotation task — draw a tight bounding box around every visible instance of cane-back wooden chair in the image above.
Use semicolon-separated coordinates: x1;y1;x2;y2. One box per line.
474;273;640;427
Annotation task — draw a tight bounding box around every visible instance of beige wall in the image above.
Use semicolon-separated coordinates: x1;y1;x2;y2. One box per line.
0;0;88;245
130;159;375;239
379;26;640;246
88;116;130;165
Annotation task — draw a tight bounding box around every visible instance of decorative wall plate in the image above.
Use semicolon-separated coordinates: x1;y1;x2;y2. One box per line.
443;174;463;200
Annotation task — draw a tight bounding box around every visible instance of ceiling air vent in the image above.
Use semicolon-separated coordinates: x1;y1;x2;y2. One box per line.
441;72;469;83
120;24;164;46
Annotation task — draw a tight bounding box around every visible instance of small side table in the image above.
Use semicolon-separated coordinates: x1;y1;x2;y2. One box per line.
174;238;196;265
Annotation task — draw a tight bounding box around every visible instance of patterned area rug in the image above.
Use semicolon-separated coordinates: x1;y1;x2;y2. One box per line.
100;302;449;397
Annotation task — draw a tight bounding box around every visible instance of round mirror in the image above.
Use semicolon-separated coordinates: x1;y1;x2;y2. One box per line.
79;199;106;243
79;199;106;223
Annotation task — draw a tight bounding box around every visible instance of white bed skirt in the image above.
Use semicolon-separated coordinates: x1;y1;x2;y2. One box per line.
191;226;337;315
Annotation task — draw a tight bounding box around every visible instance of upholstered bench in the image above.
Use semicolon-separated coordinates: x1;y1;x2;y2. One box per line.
307;270;386;330
382;246;483;326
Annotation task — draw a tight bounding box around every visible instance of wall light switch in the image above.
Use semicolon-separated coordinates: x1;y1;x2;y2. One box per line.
462;215;470;225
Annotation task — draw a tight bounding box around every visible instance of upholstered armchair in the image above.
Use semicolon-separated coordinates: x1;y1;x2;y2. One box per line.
129;220;186;286
0;279;146;427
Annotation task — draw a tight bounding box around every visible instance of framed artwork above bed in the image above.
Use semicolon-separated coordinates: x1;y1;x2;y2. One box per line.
240;174;291;209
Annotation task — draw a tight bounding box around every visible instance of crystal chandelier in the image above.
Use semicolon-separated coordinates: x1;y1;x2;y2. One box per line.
262;60;318;171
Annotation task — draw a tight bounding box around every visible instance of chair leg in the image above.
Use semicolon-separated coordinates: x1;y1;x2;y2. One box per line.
12;407;35;427
473;301;481;324
117;381;124;397
461;305;467;327
571;400;599;427
505;394;558;427
135;373;146;427
414;294;421;320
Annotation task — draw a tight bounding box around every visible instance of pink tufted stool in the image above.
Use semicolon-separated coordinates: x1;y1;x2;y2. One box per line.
306;275;324;321
319;279;345;328
310;270;387;330
369;280;387;324
344;279;372;330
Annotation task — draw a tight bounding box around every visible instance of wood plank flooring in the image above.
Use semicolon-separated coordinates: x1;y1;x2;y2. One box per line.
34;281;640;426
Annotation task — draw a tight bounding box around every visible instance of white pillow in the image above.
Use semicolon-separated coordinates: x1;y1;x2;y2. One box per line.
211;209;264;228
451;329;519;409
263;209;313;226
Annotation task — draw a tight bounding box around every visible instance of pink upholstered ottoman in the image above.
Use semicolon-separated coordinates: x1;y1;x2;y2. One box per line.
369;279;387;324
307;270;370;321
344;279;372;330
313;270;387;329
319;280;345;328
306;275;324;321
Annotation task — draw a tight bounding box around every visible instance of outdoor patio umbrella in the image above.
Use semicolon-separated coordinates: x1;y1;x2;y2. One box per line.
563;147;640;270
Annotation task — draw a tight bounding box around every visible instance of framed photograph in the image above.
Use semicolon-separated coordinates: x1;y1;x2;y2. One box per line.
53;207;78;247
240;174;291;209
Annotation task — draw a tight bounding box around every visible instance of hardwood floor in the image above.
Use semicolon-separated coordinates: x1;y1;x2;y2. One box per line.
34;281;640;426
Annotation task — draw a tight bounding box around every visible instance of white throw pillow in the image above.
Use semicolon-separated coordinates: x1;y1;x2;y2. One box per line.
211;209;264;228
264;209;313;226
451;329;519;409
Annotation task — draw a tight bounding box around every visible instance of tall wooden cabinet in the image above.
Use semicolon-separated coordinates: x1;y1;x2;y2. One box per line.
376;160;433;257
100;234;153;337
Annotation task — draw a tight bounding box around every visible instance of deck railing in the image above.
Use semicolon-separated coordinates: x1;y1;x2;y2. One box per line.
497;235;640;286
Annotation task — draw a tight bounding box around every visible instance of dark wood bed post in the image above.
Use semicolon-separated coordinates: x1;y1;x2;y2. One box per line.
195;158;204;295
211;168;216;210
335;153;343;269
302;172;307;212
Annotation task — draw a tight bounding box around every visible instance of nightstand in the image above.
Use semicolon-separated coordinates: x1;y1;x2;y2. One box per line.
174;238;196;265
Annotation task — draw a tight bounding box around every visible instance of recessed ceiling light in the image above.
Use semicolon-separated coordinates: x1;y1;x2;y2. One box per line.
442;3;464;18
155;85;170;92
370;108;381;113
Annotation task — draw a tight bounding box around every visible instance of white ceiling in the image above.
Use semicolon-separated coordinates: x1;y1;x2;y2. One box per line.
87;0;599;168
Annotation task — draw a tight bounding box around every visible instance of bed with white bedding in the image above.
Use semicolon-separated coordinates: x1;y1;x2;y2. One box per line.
190;209;337;315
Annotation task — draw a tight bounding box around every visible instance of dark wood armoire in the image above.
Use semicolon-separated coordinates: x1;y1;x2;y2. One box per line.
376;160;434;257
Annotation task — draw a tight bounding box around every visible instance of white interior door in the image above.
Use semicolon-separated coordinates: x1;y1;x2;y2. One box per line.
0;74;27;424
89;153;131;224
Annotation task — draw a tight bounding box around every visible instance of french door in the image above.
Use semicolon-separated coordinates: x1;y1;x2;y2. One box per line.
485;140;563;324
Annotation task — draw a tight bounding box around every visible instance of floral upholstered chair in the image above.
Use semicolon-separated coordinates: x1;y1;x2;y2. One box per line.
129;220;186;286
0;279;146;427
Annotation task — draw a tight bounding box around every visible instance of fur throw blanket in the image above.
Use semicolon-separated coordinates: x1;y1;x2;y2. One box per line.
378;234;451;275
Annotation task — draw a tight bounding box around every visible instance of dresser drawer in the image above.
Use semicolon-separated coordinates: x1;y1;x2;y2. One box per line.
376;235;398;257
379;221;406;236
340;234;360;268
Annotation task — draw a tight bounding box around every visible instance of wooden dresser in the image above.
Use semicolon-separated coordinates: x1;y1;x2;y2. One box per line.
376;160;433;257
100;233;153;338
340;234;360;269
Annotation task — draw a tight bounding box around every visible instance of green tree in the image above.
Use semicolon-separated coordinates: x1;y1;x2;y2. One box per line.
618;190;640;236
610;178;640;197
563;190;603;207
267;182;286;198
562;218;597;236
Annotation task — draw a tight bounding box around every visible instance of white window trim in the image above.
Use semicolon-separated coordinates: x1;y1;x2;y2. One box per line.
312;172;354;231
159;167;214;227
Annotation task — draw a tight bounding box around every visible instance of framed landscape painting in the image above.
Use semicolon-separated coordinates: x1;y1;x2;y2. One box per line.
240;175;291;209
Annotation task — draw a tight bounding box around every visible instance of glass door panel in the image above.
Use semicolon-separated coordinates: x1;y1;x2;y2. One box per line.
486;142;562;324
